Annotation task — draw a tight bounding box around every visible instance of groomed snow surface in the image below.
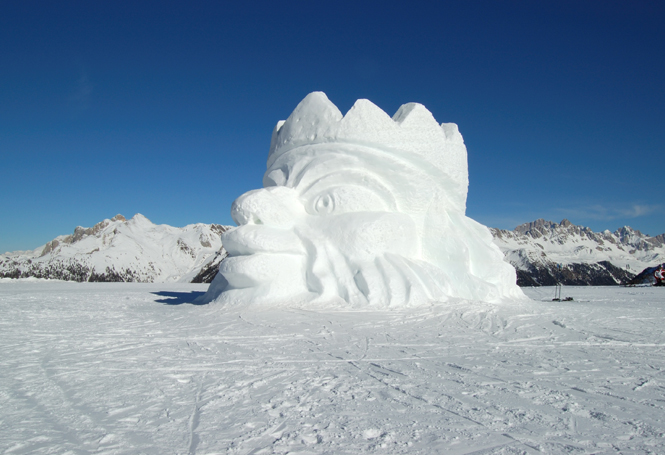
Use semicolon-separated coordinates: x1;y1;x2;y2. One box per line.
1;281;664;454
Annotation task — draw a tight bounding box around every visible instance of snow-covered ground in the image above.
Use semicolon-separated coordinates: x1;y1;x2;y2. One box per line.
1;280;664;454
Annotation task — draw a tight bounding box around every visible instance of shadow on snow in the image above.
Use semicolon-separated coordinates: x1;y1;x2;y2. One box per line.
152;291;206;305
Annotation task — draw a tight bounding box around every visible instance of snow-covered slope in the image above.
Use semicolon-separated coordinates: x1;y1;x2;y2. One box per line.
0;214;232;283
2;281;665;453
491;219;665;286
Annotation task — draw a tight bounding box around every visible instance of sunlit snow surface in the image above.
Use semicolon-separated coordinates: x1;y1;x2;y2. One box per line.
1;280;664;454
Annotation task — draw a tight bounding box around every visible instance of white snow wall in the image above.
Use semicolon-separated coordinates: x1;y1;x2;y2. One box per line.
203;92;524;307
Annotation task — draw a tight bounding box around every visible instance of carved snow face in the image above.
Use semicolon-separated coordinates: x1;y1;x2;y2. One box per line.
217;144;443;307
203;92;524;307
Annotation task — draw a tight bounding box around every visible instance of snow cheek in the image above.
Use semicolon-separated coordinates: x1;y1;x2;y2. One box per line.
309;212;418;261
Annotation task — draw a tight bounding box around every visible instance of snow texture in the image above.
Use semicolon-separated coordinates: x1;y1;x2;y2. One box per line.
203;92;524;307
2;280;665;454
0;214;231;283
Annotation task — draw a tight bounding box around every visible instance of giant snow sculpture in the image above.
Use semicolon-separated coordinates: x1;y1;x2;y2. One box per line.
202;92;524;307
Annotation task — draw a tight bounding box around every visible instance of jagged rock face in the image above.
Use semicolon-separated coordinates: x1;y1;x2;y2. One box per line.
0;214;232;283
492;219;665;286
190;250;228;284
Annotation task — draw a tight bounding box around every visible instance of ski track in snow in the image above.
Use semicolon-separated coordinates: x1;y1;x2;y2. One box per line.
1;281;664;454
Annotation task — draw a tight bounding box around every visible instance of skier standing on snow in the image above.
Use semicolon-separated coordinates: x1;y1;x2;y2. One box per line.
655;265;665;286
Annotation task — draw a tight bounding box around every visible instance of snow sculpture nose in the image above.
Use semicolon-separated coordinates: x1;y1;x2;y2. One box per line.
231;186;306;228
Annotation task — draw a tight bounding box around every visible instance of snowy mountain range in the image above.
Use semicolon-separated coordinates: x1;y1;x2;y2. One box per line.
491;219;665;286
0;214;231;283
2;215;664;286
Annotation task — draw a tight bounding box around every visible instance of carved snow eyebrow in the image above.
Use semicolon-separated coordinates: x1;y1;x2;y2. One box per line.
272;143;408;186
299;173;397;211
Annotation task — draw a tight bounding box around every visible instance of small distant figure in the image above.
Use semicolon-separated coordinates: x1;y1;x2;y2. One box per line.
655;264;665;287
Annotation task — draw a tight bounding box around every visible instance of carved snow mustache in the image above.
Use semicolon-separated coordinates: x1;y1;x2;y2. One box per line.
219;186;443;306
222;225;305;256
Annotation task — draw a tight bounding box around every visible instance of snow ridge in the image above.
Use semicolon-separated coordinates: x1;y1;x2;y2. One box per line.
0;214;232;283
491;219;665;286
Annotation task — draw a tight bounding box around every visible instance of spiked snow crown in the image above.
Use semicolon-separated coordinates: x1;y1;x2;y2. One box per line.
266;92;469;200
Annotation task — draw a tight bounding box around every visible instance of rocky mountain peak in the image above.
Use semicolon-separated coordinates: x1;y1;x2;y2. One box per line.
615;225;642;239
492;218;665;286
1;215;233;283
514;219;557;236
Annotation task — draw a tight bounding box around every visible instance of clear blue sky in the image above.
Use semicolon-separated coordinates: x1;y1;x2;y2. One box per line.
2;1;664;253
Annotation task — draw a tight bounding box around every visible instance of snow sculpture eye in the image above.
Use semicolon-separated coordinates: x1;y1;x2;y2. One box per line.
314;194;334;214
307;186;391;216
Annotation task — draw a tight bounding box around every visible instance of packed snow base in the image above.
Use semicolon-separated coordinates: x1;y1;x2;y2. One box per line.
205;92;523;307
2;281;665;454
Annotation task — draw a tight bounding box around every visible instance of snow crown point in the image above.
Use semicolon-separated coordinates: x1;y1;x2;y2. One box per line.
441;122;463;143
343;98;395;132
392;102;436;126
